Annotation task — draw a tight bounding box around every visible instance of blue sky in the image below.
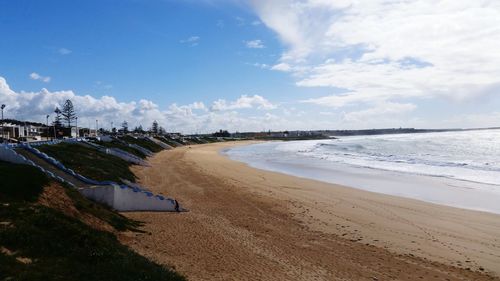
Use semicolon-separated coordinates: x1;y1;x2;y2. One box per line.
1;0;500;133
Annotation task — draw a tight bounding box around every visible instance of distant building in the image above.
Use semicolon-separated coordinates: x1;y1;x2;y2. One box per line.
58;127;79;138
0;123;45;141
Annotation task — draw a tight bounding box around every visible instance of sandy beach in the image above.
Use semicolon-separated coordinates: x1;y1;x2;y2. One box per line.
122;141;500;281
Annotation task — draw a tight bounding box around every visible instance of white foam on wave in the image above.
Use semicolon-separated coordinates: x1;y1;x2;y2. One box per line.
275;130;500;186
224;129;500;214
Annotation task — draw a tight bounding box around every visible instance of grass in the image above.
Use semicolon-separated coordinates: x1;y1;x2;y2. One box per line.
0;162;49;202
38;142;136;183
121;136;164;153
201;137;218;143
188;138;205;144
0;162;185;281
96;140;147;159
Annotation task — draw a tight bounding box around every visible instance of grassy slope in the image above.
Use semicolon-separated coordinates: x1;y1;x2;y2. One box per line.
0;161;184;281
154;136;181;147
97;140;147;159
121;136;164;153
38;142;136;183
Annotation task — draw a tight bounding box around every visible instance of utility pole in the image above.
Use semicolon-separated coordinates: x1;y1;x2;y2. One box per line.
75;117;78;138
1;104;5;141
46;115;50;141
96;119;99;137
53;116;57;140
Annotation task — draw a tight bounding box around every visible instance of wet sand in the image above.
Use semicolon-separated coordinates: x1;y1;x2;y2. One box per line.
122;142;500;281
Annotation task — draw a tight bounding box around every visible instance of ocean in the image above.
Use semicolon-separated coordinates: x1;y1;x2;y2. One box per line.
224;129;500;214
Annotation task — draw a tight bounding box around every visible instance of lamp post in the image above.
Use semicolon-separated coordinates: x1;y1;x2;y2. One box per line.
46;115;50;141
1;104;5;141
53;117;57;140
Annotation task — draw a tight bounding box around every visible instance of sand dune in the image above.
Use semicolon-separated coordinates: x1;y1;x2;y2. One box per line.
122;142;500;281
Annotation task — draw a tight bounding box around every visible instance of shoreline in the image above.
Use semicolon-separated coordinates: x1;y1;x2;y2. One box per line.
122;141;500;280
225;140;500;215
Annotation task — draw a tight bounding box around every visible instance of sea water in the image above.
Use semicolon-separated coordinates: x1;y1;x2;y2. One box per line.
224;129;500;214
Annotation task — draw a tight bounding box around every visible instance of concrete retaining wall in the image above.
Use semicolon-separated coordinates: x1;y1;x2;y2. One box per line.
105;147;149;166
129;144;154;157
79;185;179;212
147;137;173;150
76;141;148;166
1;145;76;187
0;145;31;164
4;143;181;212
21;144;114;187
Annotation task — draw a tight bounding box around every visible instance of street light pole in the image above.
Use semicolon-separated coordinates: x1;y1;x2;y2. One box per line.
1;104;5;141
53;117;57;140
46;115;49;141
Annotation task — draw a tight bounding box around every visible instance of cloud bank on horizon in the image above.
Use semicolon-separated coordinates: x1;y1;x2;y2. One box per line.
1;0;500;133
0;76;288;133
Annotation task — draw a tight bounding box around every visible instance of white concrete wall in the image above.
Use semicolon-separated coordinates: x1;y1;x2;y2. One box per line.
79;185;116;207
129;144;153;157
0;145;31;164
79;185;178;212
147;137;173;150
113;187;177;211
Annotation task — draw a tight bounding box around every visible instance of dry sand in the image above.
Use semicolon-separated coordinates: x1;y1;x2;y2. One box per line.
122;141;500;281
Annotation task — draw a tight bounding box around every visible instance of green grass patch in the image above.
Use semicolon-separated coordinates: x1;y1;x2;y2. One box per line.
0;163;184;281
187;138;204;144
38;143;136;183
0;204;184;281
0;161;48;202
121;136;163;153
201;137;218;143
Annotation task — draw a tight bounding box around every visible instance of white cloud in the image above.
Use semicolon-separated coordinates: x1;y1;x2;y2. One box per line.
0;76;285;133
180;36;200;47
235;16;246;26
58;48;72;55
271;63;292;72
250;0;500;107
342;102;416;122
29;72;51;83
245;39;265;49
249;62;270;69
210;94;276;111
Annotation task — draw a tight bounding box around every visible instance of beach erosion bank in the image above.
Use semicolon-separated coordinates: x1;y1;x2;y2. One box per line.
122;141;500;281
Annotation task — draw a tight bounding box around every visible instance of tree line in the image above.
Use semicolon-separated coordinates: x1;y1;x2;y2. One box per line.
53;99;166;135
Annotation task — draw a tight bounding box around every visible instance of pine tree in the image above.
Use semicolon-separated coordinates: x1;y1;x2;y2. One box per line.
133;125;144;134
121;121;129;134
151;120;159;134
53;107;63;127
61;99;77;127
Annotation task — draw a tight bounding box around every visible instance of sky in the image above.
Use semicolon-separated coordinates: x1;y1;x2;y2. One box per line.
1;0;500;133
